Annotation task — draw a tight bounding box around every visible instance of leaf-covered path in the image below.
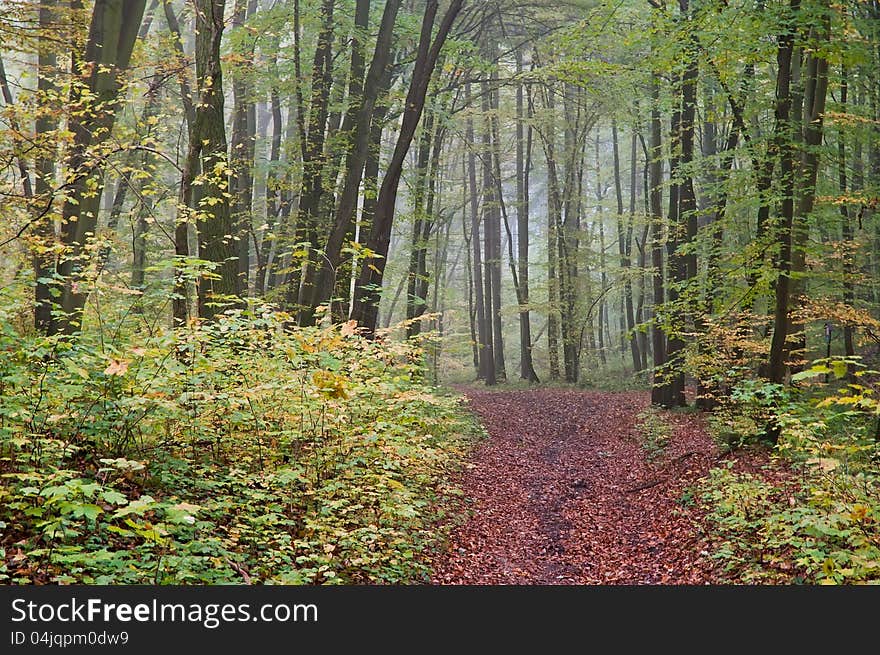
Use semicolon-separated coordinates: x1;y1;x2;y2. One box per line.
432;388;726;584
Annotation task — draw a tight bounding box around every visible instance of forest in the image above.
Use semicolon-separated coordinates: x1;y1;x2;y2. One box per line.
0;0;878;586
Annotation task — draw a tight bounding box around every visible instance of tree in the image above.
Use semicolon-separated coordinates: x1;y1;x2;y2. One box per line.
305;0;402;322
515;48;539;382
350;0;465;336
52;0;148;335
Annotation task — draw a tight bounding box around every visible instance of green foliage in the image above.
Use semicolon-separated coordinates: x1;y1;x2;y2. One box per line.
700;356;880;584
0;307;481;584
708;377;794;450
699;460;880;584
635;406;672;462
579;368;651;392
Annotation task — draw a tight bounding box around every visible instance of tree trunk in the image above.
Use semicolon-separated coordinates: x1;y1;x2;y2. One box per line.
488;80;507;380
289;0;336;315
539;83;563;381
649;78;671;407
350;0;464;335
596;134;608;368
665;9;697;407
462;157;480;374
465;85;494;384
767;0;801;385
230;0;258;297
613;119;641;372
166;0;198;326
663;94;687;406
257;47;283;296
838;65;855;358
33;0;59;333
788;10;831;371
516;49;539;382
304;0;402;322
406;108;437;337
189;0;236;321
53;0;148;335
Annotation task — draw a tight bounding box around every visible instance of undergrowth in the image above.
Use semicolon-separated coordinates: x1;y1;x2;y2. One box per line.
635;406;672;463
699;358;880;584
0;306;482;584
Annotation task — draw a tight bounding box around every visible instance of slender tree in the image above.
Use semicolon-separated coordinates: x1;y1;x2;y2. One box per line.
53;0;148;334
351;0;465;335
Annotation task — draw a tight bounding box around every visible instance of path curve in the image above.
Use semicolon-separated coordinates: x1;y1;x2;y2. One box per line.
432;388;724;584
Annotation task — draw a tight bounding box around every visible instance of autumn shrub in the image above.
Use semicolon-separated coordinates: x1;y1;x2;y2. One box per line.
0;302;481;584
684;312;770;406
700;356;880;584
707;377;795;450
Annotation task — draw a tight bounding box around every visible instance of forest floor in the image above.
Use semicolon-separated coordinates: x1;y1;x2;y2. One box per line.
431;388;770;584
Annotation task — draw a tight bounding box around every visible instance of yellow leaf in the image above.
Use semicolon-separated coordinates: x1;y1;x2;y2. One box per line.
311;371;347;399
850;505;869;522
822;558;836;576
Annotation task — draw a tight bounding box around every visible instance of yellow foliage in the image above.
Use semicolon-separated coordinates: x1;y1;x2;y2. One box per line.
311;370;348;399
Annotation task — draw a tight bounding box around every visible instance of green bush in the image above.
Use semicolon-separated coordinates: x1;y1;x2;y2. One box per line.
635;406;672;462
0;306;480;584
708;377;794;450
700;357;880;584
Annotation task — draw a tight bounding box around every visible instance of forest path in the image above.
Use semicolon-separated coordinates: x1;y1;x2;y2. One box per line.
431;388;723;584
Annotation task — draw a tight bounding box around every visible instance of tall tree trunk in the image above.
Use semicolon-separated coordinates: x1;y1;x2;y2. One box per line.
665;7;698;407
488;80;507;380
87;3;159;277
613;120;641;372
53;0;148;335
350;0;464;335
662;104;686;406
349;64;394;314
406;108;436;337
165;0;197;326
596;134;608;368
480;75;503;380
788;10;831;372
557;84;581;383
649;78;671;407
289;0;336;315
516;49;539;382
267;96;302;293
230;0;258;297
465;86;494;383
539;83;562;381
838;64;855;358
33;0;58;333
258;46;283;297
127;82;161;295
462;157;480;374
304;0;402;323
767;0;801;385
635;133;650;372
190;0;236;321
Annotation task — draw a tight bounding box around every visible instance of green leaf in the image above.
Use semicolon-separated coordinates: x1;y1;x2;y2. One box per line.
792;365;830;381
100;489;128;505
113;495;156;518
